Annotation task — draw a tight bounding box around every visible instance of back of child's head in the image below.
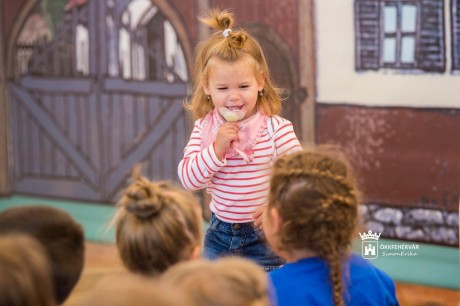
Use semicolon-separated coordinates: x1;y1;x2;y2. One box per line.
268;146;360;306
114;166;202;277
0;205;84;304
0;234;55;306
75;273;183;306
161;257;272;306
188;9;281;119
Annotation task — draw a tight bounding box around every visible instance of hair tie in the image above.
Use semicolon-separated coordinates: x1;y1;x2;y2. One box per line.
223;28;232;38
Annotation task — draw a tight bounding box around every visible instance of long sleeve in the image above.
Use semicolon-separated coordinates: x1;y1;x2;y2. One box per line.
271;116;302;156
178;119;226;191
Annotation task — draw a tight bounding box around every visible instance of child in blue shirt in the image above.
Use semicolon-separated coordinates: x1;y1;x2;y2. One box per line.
263;147;400;306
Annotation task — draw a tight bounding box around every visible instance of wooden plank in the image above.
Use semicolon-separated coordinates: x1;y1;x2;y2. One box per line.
106;99;182;197
21;76;92;93
10;94;21;179
104;78;186;96
97;1;108;78
14;178;100;200
9;84;97;184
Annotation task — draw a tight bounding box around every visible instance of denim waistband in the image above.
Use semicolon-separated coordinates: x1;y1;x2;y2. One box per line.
209;213;259;235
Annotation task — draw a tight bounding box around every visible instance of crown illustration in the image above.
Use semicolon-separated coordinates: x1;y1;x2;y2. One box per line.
359;230;381;240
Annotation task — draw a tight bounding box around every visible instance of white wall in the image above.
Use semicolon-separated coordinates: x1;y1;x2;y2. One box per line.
315;0;459;108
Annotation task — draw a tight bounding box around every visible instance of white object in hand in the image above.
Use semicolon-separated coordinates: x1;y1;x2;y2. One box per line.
218;107;245;122
217;107;250;163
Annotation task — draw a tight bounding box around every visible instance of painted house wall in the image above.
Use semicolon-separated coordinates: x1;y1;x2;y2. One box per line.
316;0;459;108
315;0;459;246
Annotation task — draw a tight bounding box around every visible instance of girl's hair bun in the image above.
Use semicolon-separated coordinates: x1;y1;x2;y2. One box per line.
201;9;234;31
120;165;165;219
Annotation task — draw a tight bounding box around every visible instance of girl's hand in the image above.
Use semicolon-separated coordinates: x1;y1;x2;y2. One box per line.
213;122;239;160
253;204;266;229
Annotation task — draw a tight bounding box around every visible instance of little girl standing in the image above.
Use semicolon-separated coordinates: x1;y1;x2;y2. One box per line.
178;9;301;270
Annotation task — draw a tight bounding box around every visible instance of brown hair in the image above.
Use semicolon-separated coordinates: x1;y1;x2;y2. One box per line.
268;146;360;306
186;9;281;119
0;234;55;306
114;166;202;277
0;206;84;304
161;257;271;306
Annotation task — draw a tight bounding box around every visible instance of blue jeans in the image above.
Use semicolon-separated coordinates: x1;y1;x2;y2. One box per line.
203;213;285;271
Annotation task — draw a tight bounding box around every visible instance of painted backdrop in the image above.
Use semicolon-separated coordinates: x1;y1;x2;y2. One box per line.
0;0;458;247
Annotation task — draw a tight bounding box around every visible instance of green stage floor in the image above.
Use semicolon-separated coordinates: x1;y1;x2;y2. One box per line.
1;195;459;290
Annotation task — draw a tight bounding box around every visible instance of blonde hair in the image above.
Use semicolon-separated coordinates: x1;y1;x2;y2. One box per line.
0;234;55;306
268;146;360;306
114;166;202;277
161;257;271;306
75;273;183;306
186;9;281;119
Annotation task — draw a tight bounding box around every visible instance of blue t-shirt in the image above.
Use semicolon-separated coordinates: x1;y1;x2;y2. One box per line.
269;253;399;306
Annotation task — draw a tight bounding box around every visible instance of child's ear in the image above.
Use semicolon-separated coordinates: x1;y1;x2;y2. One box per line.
190;245;201;260
257;72;265;92
202;79;210;96
269;207;282;234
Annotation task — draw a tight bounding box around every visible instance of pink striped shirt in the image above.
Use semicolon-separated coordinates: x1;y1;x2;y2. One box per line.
178;115;302;222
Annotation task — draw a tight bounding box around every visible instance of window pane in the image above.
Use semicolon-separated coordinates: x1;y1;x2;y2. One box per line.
75;24;89;75
401;36;415;63
401;5;417;32
383;37;396;63
384;6;397;33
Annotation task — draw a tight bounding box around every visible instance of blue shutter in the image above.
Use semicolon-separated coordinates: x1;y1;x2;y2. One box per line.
452;0;460;70
355;0;381;71
417;0;446;72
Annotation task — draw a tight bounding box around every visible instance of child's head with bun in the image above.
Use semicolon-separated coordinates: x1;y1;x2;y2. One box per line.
114;166;203;277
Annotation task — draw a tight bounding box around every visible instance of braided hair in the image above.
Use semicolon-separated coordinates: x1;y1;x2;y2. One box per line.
268;146;361;306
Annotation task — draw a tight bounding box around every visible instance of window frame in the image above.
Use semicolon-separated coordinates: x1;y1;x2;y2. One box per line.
355;0;446;73
452;0;460;71
380;1;420;69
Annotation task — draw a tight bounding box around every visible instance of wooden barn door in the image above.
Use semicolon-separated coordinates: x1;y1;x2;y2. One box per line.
9;0;189;202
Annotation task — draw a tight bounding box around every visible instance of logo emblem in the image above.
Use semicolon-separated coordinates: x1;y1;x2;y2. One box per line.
359;230;381;260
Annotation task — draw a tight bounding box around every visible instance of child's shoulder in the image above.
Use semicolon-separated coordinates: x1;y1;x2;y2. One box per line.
349;253;394;283
269;115;293;126
195;111;214;127
267;115;293;134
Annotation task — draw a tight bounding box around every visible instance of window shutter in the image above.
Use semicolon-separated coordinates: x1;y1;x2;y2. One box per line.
355;0;380;71
417;0;446;72
452;0;460;71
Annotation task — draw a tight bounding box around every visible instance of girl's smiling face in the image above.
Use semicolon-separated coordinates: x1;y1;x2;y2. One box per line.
203;55;264;120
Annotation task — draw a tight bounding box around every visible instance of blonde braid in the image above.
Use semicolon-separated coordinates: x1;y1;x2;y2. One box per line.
321;194;356;209
322;243;345;306
269;147;361;306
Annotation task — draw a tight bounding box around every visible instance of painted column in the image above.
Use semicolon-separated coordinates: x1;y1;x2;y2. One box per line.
298;0;316;146
0;0;11;195
197;0;210;41
196;0;212;220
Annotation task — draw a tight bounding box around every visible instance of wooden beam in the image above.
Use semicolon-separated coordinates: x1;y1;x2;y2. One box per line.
0;0;11;195
197;0;210;42
298;0;316;147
